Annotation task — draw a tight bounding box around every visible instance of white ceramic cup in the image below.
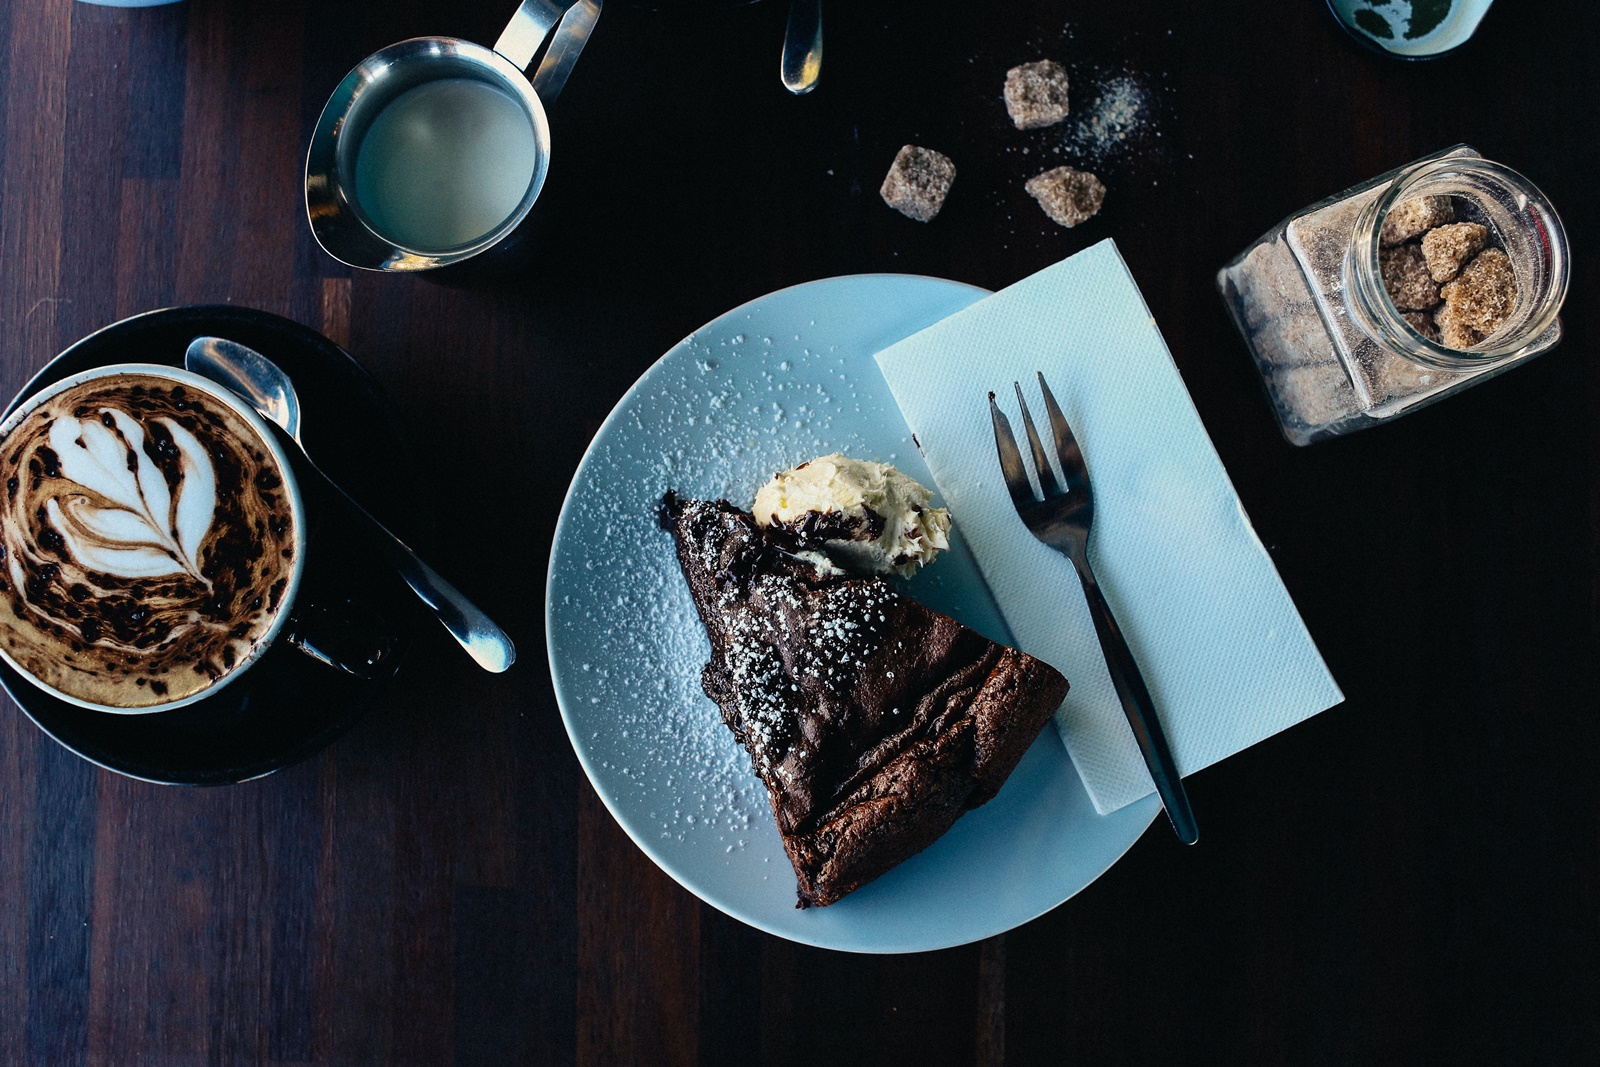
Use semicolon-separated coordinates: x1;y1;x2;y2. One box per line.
0;363;307;714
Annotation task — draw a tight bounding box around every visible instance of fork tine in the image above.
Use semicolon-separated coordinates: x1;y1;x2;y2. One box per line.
1036;372;1088;496
1013;381;1061;497
988;391;1037;510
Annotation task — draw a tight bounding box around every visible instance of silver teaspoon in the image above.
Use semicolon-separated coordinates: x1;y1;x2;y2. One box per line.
781;0;822;95
185;336;516;674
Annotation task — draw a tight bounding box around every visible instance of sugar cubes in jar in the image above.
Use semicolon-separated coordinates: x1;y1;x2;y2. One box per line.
1217;145;1569;445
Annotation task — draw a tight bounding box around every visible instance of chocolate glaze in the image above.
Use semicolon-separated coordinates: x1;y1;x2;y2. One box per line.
663;495;1069;908
0;375;297;707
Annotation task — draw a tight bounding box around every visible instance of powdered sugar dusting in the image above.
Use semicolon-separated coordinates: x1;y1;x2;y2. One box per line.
551;319;908;852
675;499;899;782
547;277;995;899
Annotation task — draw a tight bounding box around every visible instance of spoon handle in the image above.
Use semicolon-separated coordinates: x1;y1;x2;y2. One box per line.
184;335;516;674
781;0;823;95
312;465;516;673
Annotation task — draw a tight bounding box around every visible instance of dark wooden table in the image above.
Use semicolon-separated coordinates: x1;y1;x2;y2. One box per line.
1;0;1596;1063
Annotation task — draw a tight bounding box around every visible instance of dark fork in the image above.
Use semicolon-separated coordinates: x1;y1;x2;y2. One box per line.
989;373;1199;844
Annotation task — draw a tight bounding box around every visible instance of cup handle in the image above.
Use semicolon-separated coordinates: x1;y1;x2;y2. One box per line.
495;0;602;103
283;597;400;682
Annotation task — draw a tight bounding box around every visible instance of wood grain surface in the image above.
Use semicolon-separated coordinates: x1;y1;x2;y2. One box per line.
1;0;1596;1063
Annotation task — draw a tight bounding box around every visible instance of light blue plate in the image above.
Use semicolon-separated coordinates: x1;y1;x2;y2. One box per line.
545;275;1159;953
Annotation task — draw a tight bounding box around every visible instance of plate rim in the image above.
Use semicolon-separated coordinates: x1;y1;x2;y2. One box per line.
545;273;1158;951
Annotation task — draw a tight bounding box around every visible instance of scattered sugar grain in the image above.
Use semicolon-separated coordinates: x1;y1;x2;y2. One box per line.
1057;73;1154;168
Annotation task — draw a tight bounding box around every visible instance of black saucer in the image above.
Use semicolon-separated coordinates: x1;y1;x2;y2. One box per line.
0;306;420;785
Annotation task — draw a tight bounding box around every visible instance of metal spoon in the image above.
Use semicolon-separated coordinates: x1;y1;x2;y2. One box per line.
781;0;822;95
185;337;516;674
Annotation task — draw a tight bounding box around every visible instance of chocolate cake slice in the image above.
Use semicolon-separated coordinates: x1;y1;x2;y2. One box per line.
663;494;1069;908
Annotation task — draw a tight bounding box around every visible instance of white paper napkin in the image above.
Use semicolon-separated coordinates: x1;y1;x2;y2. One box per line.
875;240;1343;814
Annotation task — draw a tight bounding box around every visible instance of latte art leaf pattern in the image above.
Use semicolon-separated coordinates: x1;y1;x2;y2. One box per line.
46;409;215;582
0;374;299;708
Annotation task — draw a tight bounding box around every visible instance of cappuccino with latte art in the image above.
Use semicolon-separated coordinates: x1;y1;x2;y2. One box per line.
0;366;303;710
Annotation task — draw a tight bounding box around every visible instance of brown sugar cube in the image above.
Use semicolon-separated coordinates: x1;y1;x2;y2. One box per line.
1272;363;1358;428
1433;301;1485;350
1402;310;1441;344
1025;166;1106;227
1372;350;1456;400
1421;222;1488;283
880;145;956;222
1004;60;1071;130
1252;307;1337;368
1234;242;1315;329
1380;242;1440;311
1440;247;1519;337
1379;195;1455;246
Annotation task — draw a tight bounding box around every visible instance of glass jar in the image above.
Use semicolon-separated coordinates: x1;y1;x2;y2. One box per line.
1218;145;1570;445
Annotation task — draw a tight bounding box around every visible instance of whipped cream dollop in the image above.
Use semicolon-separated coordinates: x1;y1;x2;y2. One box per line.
0;374;299;708
753;453;951;577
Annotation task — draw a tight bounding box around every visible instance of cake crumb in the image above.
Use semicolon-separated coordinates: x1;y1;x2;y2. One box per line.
1421;222;1489;283
1004;60;1071;130
880;145;956;223
1025;166;1105;227
1439;247;1518;339
1380;242;1440;311
1380;195;1454;246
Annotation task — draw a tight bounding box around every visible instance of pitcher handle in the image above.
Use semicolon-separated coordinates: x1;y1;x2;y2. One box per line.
531;0;601;102
494;0;602;103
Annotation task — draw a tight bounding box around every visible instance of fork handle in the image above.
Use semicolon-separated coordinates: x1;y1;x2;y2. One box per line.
1072;559;1199;845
